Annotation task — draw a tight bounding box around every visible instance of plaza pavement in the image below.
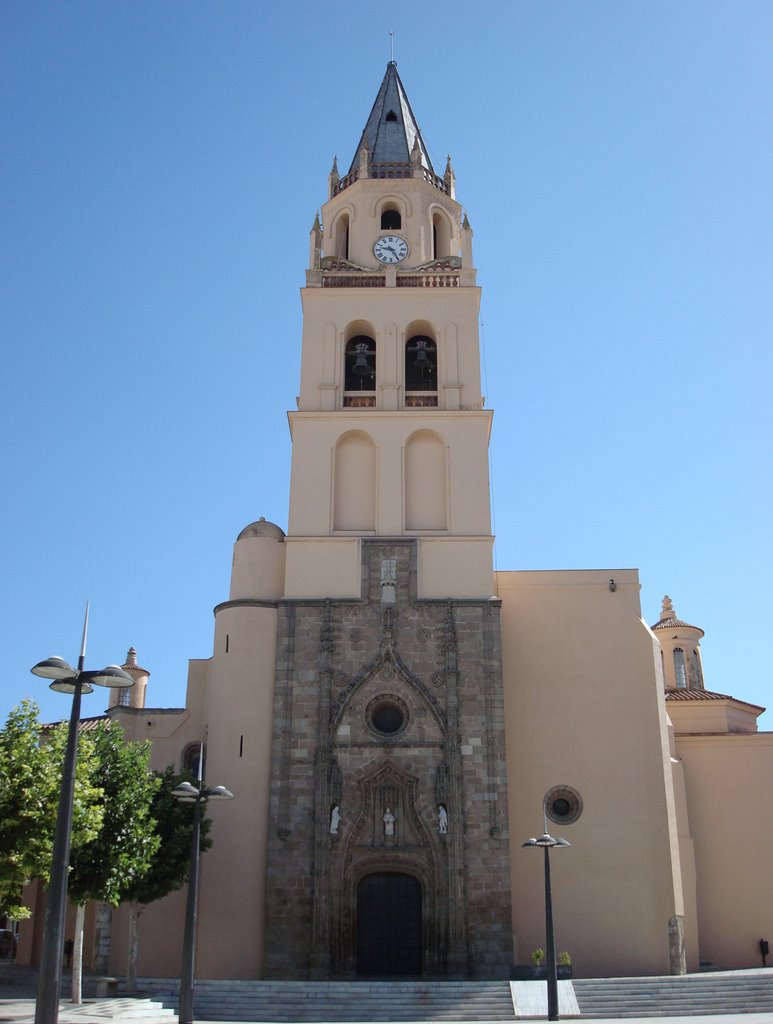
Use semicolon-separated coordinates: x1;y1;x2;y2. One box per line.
1;991;773;1024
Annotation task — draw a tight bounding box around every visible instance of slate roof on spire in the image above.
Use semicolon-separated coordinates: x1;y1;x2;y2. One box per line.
348;62;435;175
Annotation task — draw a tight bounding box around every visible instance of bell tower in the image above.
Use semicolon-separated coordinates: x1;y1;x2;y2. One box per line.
285;61;493;601
265;63;512;981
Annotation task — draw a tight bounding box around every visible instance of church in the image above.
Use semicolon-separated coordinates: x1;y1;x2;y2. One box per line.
20;62;772;983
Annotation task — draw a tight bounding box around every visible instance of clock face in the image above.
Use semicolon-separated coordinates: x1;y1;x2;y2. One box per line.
374;235;409;264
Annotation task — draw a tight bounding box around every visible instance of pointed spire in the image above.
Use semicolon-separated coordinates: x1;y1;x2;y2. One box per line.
461;212;474;269
348;63;435;176
328;156;339;200
358;133;370;179
661;595;675;621
309;212;322;270
444;155;456;199
124;646;137;668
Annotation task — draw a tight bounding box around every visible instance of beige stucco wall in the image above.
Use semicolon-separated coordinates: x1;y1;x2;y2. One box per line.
284;537;362;598
674;731;773;969
287;411;493;539
497;568;693;978
196;604;278;978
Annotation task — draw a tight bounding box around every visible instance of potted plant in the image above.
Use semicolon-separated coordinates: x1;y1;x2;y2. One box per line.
510;946;573;980
557;950;573;979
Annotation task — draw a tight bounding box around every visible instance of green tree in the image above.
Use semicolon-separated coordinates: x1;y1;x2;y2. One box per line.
121;767;212;991
67;723;161;1002
0;701;102;919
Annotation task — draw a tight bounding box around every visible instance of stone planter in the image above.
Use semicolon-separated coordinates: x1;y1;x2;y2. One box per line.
511;964;573;980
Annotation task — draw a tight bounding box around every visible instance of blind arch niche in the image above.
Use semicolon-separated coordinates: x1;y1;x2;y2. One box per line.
404;430;447;531
334;431;376;531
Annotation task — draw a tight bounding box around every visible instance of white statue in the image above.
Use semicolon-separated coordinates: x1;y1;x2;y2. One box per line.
330;805;340;835
438;805;448;834
383;807;395;837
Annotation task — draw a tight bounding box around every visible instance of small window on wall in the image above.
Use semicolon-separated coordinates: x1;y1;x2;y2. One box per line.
691;649;704;689
673;648;688;689
182;743;206;780
405;336;437;392
117;686;131;708
345;336;376;392
381;208;401;230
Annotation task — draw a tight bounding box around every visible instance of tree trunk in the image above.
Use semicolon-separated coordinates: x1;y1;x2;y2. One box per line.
92;902;112;975
125;902;141;994
71;903;85;1004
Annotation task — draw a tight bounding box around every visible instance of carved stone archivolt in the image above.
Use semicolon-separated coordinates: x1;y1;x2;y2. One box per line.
331;759;447;976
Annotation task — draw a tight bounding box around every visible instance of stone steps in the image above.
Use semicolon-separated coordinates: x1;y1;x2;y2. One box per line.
6;968;772;1020
573;970;773;1017
137;980;517;1021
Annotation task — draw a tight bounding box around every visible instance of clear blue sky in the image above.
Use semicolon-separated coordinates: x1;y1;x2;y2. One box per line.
2;1;771;728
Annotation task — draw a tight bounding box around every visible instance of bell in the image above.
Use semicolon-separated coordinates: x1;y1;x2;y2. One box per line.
352;344;372;376
414;343;430;369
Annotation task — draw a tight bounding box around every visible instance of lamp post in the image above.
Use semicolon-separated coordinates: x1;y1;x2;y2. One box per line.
172;751;233;1024
522;831;570;1022
32;606;135;1024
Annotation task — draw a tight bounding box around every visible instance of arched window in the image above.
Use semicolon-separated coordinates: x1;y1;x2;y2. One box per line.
182;742;206;780
333;213;349;260
432;211;452;259
117;686;131;708
673;648;687;689
385;109;398;123
345;336;376;397
381;208;401;230
405;336;437;405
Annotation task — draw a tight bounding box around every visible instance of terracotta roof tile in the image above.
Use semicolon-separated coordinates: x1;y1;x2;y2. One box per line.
652;616;702;631
41;714;109;733
665;689;765;712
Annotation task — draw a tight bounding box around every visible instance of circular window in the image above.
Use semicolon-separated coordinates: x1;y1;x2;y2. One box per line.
366;695;408;738
544;785;583;826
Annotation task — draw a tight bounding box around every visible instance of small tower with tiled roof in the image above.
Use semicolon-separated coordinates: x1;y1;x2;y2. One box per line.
107;645;149;709
651;596;705;691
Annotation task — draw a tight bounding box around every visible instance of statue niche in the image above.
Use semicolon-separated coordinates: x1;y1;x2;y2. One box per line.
348;759;431;850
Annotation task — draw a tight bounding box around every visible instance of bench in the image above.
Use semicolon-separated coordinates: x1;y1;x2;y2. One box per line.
91;976;120;998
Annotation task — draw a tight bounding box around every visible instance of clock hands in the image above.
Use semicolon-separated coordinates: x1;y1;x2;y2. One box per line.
374;235;408;264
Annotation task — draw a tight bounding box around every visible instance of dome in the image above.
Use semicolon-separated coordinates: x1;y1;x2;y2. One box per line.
650;595;703;636
237;517;285;542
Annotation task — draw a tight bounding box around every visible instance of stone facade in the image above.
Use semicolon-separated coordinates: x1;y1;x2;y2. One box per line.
264;540;512;978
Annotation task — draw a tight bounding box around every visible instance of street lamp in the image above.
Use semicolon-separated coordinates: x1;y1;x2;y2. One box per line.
172;750;233;1024
522;830;571;1022
32;606;134;1024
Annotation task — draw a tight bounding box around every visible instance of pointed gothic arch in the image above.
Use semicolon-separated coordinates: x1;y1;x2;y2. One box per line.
331;646;446;735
